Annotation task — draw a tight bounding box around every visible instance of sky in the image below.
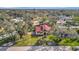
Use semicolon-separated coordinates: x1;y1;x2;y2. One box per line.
0;0;79;7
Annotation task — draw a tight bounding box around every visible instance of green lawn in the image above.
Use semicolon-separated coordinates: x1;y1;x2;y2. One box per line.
73;16;79;22
14;35;39;46
14;35;59;46
14;34;79;46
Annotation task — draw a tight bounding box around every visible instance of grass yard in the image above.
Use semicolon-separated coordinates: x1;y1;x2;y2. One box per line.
14;35;39;46
73;16;79;22
14;34;79;46
14;34;59;46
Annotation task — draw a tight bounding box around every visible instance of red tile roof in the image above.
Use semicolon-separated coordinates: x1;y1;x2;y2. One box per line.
43;24;51;31
35;23;51;32
35;25;42;32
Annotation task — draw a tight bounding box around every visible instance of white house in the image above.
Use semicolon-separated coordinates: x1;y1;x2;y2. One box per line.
11;18;23;23
57;19;66;25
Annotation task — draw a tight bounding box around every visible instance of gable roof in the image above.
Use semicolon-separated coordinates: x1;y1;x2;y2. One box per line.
35;23;51;32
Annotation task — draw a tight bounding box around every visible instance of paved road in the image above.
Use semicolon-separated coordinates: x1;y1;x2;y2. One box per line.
0;41;75;51
5;46;72;51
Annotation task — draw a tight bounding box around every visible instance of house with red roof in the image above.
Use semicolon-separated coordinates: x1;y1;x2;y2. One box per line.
35;25;42;33
42;23;51;31
32;23;52;36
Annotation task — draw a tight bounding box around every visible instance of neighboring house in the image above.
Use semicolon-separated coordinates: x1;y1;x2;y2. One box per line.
32;17;43;26
0;26;4;32
11;18;23;23
58;15;73;20
33;20;39;26
56;19;66;25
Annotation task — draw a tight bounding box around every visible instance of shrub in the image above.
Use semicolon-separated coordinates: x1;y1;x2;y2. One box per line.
0;35;17;46
59;38;79;46
47;35;61;43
